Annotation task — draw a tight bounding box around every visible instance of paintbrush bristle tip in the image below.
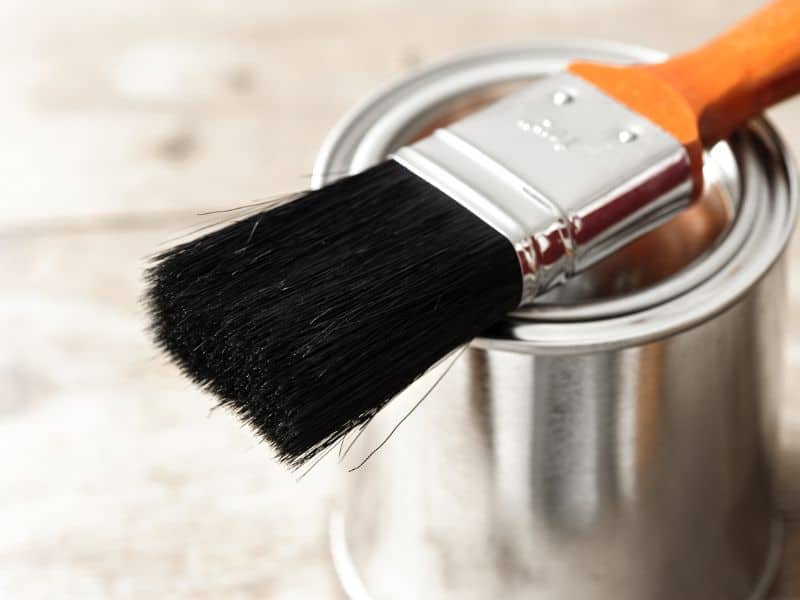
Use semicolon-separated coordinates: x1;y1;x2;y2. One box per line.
145;160;521;467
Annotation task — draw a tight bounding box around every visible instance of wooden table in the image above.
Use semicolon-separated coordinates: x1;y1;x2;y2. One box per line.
1;1;797;597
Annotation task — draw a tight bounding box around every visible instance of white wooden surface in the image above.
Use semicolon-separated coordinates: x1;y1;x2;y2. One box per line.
1;1;798;597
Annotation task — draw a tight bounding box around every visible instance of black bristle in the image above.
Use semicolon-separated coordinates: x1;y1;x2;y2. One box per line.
145;160;521;467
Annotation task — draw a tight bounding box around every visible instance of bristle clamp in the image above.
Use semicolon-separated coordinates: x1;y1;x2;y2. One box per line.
393;72;693;306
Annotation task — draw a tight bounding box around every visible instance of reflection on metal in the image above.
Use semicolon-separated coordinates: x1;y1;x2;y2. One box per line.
317;41;797;600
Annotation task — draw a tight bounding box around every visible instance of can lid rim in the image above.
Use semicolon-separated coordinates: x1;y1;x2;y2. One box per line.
313;40;797;352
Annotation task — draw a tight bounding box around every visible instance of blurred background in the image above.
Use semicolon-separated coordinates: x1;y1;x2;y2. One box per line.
1;0;799;598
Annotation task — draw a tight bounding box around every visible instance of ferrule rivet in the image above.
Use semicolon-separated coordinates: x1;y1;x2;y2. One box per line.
618;129;638;143
552;90;574;105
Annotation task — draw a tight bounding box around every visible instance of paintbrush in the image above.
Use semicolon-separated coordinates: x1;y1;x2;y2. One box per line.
146;0;800;468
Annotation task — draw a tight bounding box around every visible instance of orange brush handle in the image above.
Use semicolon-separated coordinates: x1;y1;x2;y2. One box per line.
645;0;800;146
570;0;800;192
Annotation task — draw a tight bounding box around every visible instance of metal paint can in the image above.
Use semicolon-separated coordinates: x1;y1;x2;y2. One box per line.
313;42;798;600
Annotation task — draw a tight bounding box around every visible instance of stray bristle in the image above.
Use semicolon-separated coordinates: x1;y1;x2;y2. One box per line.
145;160;521;467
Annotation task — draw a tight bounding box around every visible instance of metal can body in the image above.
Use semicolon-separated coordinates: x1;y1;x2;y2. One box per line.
315;42;797;600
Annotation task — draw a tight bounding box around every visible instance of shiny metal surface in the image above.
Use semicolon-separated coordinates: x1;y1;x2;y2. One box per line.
334;271;785;598
316;41;798;600
312;41;754;321
486;120;797;352
394;73;692;303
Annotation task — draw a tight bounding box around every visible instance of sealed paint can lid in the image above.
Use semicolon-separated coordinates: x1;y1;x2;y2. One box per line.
313;41;797;353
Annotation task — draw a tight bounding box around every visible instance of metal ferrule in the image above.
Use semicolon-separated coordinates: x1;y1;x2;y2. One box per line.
392;72;693;306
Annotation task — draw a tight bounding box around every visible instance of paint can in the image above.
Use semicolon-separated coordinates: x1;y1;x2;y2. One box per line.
314;41;797;600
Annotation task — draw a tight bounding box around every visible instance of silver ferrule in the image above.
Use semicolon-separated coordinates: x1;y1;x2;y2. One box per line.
392;72;693;306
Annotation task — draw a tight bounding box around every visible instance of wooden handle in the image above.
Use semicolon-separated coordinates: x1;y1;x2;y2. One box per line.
570;0;800;193
644;0;800;146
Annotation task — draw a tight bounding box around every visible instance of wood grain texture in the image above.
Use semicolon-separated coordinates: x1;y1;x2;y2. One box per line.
0;0;798;598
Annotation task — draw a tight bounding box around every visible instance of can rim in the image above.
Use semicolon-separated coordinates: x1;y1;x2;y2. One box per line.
484;119;796;353
313;41;797;353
